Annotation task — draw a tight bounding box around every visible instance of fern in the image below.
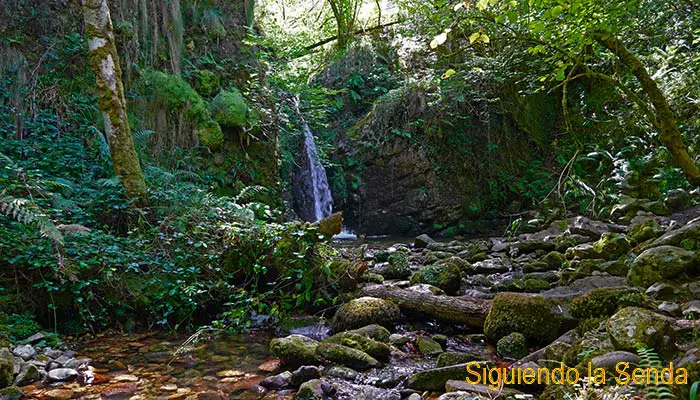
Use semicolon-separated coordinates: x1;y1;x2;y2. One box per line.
0;192;63;243
636;345;676;400
233;185;268;203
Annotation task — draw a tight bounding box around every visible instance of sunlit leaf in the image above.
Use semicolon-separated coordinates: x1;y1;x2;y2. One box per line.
441;69;457;79
469;32;481;44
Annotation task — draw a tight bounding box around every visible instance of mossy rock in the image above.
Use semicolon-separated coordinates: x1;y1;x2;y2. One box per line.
386;252;411;279
192;70;220;97
628;219;663;244
407;362;491;392
569;287;648;319
496;332;528;359
416;336;443;356
331;297;401;332
348;324;391;343
195;120;223;149
628;245;699;287
442;256;473;274
315;342;380;370
494;278;550;293
484;293;577;345
0;348;14;388
317;212;342;238
323;332;390;361
606;307;676;356
297;378;325;399
592;232;631;260
436;351;484;367
137;70;210;124
269;334;320;367
409;262;462;295
422;251;451;264
210;88;248;127
542;251;566;269
0;386;22;400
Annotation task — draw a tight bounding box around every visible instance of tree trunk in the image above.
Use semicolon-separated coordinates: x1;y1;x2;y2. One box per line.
593;31;700;186
83;0;148;202
360;284;490;328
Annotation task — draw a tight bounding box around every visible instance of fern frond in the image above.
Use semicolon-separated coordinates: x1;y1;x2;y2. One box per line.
90;126;112;162
636;345;676;400
0;192;63;243
132;129;154;149
234;185;268;204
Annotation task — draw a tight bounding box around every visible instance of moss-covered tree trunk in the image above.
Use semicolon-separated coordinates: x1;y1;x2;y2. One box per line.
83;0;148;202
594;31;700;186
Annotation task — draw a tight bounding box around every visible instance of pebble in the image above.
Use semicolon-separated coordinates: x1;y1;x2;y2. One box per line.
44;388;74;400
48;368;79;382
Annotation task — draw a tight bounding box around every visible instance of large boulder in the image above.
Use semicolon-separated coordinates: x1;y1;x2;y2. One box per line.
646;217;700;249
627;245;698;287
0;348;14;389
409;263;462;295
606;307;675;356
484;293;576;345
269;335;320;367
569;287;647;319
331;297;401;331
315;343;380;370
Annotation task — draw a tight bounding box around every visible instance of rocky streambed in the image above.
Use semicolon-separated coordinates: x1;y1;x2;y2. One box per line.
2;209;700;399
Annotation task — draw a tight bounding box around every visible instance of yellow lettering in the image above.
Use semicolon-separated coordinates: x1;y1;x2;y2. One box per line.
675;367;688;385
466;362;482;384
537;366;550;385
632;368;645;384
522;368;535;384
615;362;630;385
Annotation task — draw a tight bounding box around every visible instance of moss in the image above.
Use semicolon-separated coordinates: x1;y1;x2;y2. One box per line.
436;351;483;367
138;69;210;124
569;287;648;319
331;297;402;332
195;119;223;149
0;348;14;388
494;278;550;292
542;251;566;268
416;335;443;356
627;245;698;287
484;293;576;345
192;70;220;98
269;334;320;367
113;20;134;41
323;332;391;360
496;332;528;359
386;252;411;279
348;324;391;343
606;307;676;356
592;232;631;260
409;262;462;295
210;88;248;127
0;386;22;400
315;342;380;370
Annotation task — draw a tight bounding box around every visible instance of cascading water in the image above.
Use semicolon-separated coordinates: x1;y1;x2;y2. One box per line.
301;122;333;222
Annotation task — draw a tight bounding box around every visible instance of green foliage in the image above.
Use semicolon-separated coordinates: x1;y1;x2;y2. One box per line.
0;314;41;342
636;345;676;399
137;69;210;124
210;88;248;127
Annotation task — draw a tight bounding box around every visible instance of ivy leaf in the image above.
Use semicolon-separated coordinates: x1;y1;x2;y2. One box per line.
480;33;490;43
469;32;481;44
430;32;449;49
551;5;564;17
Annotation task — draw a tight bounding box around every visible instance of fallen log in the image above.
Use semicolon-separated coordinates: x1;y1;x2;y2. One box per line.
360;284;491;328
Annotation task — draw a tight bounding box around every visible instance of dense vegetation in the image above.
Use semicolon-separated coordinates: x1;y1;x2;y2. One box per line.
1;0;700;398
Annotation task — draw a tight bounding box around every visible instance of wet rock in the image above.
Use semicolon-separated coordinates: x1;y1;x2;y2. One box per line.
496;332;528;359
14;363;39;386
646;217;700;249
269;335;320;367
410;263;462;295
11;345;36;361
100;382;139;399
593;233;631;260
565;243;598;260
471;258;510;274
682;300;700;317
423;251;452;264
45;388;75;400
260;371;292;389
628;245;698;287
568;216;617;240
416;336;443;356
658;301;680;316
407;394;423;400
0;348;13;389
297;378;336;400
436;351;484;367
324;332;390;360
318;212;343;237
388;334;410;346
407;362;490;392
484;293;576;345
257;359;282;373
349;324;391;343
414;234;435;249
333;380;399;400
607;307;675;356
331;297;402;332
48;367;78;382
315;343;380;370
23;333;45;344
324;366;359;380
645;282;679;300
291;366;321;387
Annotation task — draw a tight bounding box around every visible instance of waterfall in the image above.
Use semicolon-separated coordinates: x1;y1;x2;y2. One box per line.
302;123;333;222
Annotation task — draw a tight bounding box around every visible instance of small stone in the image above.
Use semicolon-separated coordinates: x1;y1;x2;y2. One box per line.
257;359;281;372
48;368;78;382
658;301;680;316
682;300;700;317
291;365;322;386
14;363;40;386
24;333;45;344
389;334;410;346
215;369;245;377
160;384;178;391
100;382;139;399
114;374;139;382
416;336;443;356
259;371;292;389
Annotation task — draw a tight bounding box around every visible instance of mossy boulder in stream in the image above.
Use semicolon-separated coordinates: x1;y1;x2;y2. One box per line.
484;293;576;345
410;263;462;295
331;297;401;332
385;252;411;279
0;348;14;388
407;362;492;392
0;386;21;400
592;233;631;260
269;335;320;367
496;332;528;359
348;324;391;343
323;332;391;361
606;307;676;356
315;343;380;370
